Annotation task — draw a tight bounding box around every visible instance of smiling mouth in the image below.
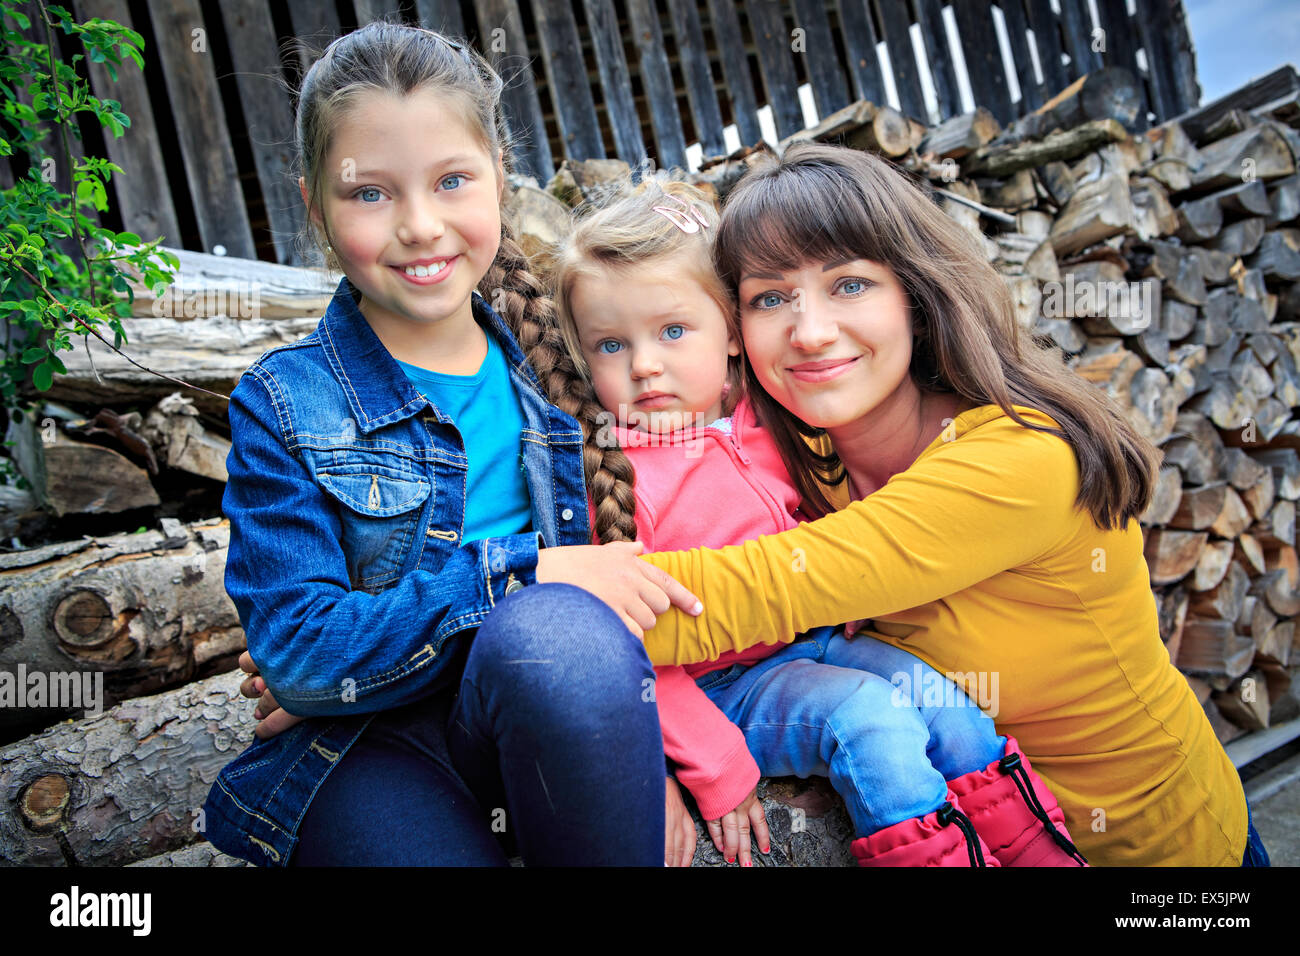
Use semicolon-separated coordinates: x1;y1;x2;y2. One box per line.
392;256;456;279
787;356;859;382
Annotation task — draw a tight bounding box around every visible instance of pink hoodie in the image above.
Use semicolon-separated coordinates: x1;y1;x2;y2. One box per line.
588;395;807;819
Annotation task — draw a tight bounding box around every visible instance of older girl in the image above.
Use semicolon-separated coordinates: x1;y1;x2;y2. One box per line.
203;21;699;866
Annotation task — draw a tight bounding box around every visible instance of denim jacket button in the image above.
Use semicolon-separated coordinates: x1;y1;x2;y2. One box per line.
505;574;524;596
561;508;574;521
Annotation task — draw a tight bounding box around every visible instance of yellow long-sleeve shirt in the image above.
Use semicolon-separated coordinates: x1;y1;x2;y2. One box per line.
641;403;1247;866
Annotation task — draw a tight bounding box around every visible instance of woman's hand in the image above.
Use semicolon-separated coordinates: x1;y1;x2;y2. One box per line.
706;787;771;867
238;651;305;740
665;776;697;867
535;541;703;639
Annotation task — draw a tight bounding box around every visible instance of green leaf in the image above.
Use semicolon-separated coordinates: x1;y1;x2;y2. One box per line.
32;360;53;391
20;347;45;364
117;231;140;246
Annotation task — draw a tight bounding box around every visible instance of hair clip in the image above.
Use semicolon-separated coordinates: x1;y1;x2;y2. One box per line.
651;194;710;234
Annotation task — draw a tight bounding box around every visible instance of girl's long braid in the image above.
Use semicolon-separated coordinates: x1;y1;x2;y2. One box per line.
480;224;639;543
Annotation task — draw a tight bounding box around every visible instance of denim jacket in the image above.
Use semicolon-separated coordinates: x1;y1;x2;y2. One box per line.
202;277;592;865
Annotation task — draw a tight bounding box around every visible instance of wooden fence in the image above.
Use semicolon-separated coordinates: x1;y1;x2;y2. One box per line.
8;1;1200;266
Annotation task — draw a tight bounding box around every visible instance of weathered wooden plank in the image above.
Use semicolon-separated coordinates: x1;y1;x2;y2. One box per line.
1056;0;1101;79
474;0;554;181
913;0;959;120
1164;0;1201;117
533;0;605;161
997;0;1043;114
582;0;646;163
792;0;851;120
351;0;402;26
626;0;688;169
667;0;727;155
285;0;342;74
872;0;925;120
836;0;886;107
414;0;467;37
706;0;763;147
73;0;183;245
1022;0;1070;98
1132;0;1183;121
216;0;308;266
951;0;1013;124
1092;0;1149;129
744;0;804;141
1170;66;1299;142
147;0;257;258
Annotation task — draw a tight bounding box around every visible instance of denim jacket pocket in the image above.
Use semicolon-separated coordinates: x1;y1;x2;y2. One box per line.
316;461;431;591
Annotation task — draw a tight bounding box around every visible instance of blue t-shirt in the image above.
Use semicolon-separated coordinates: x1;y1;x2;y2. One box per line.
396;330;532;541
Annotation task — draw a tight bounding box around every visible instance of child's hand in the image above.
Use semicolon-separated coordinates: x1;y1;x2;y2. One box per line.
535;541;702;639
843;618;865;639
706;787;771;866
665;777;696;867
237;650;305;740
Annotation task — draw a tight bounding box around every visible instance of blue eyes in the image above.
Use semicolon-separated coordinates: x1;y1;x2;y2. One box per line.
748;278;870;309
595;325;686;355
354;175;465;203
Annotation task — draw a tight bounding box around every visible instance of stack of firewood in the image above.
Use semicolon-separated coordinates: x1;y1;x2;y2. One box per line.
4;65;1300;866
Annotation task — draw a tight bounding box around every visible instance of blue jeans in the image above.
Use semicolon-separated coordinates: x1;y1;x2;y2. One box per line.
1242;804;1270;866
696;627;1006;836
289;583;666;865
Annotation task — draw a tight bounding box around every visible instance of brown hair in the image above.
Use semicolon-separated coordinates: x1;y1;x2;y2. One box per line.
550;179;742;542
714;142;1160;531
293;21;606;529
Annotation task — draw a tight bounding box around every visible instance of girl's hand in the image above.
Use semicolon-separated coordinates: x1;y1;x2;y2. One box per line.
237;650;305;740
665;776;697;867
535;541;703;639
706;787;771;866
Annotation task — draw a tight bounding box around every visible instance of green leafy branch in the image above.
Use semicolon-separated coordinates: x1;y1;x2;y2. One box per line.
0;0;206;428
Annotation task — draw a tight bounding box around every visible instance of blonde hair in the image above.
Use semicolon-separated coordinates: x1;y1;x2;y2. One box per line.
714;142;1160;529
550;180;743;543
293;21;596;500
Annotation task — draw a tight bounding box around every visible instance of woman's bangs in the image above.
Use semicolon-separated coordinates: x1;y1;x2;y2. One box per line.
720;167;889;283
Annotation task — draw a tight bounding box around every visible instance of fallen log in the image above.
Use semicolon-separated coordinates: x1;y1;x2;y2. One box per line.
919;108;1000;159
1188;124;1296;192
45;315;320;416
0;518;242;728
5;418;159;518
141;393;231;483
121;246;340;320
0;669;253;866
964;118;1127;179
1049;169;1134;255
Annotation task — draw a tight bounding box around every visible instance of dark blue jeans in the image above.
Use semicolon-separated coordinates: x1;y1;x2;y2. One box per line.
1242;804;1270;866
290;583;666;865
